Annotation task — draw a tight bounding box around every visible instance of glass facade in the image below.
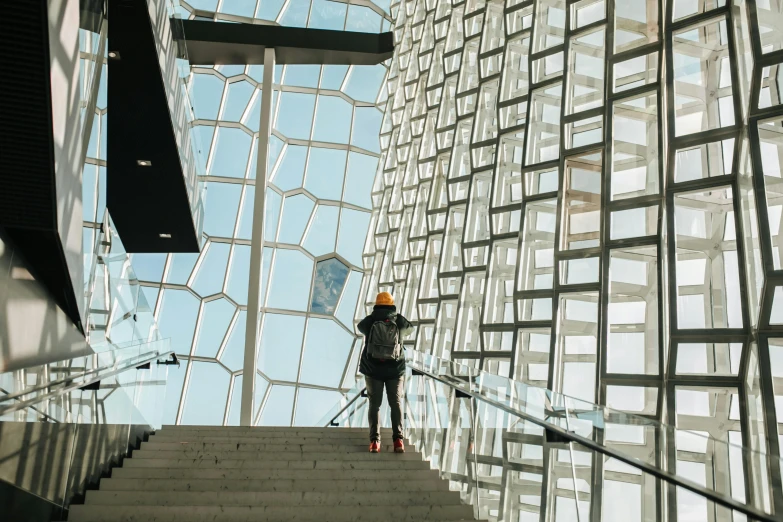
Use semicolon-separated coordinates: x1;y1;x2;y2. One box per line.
353;0;783;519
27;0;782;517
81;2;389;426
77;3;783;493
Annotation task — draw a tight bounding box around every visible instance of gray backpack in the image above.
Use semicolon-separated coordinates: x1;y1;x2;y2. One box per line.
367;319;402;361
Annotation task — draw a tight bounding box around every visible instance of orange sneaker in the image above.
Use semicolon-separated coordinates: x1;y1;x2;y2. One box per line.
394;439;405;453
369;441;380;453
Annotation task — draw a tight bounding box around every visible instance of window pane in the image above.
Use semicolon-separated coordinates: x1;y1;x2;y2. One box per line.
181;362;230;425
258;314;305;381
673;18;734;136
311;258;350;314
276;92;315;139
674;188;743;329
194;298;235;357
299;318;352;387
267;249;314;311
259;385;296;426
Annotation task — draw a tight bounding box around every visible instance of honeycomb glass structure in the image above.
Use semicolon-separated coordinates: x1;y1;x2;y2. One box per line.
80;5;783;513
81;1;389;426
351;0;783;519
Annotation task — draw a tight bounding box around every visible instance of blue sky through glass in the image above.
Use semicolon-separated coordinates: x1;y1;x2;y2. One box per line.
93;1;388;427
311;258;350;314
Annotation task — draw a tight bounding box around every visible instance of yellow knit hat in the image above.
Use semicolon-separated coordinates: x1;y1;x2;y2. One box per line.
375;292;394;306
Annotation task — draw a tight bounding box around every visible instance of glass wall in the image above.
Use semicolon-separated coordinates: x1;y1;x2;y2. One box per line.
79;3;783;480
359;0;783;518
106;2;390;426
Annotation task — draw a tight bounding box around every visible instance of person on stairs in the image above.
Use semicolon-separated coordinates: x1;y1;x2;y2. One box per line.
358;292;414;454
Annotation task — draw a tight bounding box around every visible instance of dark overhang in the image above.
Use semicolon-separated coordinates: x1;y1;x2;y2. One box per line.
108;0;201;253
108;11;393;254
171;20;394;65
0;1;84;331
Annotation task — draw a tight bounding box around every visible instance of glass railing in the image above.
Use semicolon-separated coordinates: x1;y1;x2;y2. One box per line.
84;211;161;348
323;351;779;522
316;378;367;427
0;338;173;426
0;338;175;519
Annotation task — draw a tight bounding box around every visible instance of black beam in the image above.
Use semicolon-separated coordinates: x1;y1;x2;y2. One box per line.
171;19;394;65
108;0;201;253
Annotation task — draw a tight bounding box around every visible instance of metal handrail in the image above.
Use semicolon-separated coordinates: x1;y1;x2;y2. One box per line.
324;386;367;427
327;360;779;522
0;349;173;418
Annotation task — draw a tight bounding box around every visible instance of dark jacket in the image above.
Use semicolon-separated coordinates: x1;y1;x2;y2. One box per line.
358;305;414;381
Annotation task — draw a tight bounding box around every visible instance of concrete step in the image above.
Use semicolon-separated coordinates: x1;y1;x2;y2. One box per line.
99;477;451;493
149;434;382;444
130;449;423;461
121;458;431;470
159;426;392;435
84;490;464;507
68;504;475;521
66;425;475;521
141;442;408;452
111;467;440;481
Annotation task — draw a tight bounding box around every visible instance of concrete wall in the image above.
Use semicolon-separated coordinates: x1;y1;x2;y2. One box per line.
0;228;89;372
49;0;85;324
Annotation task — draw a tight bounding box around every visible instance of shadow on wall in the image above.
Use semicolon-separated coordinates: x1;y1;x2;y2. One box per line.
49;0;86;328
0;227;90;373
0;421;151;521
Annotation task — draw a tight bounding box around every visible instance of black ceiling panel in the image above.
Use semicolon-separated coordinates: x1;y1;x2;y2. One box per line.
171;20;394;65
107;0;201;253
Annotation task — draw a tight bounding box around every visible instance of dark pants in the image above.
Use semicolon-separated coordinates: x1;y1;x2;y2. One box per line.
365;375;404;442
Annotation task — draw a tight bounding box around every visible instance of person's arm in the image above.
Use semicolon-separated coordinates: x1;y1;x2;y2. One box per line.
396;315;414;337
357;315;373;336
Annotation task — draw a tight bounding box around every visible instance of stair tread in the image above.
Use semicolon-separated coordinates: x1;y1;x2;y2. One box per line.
85;490;464;506
111;468;439;480
130;450;422;460
149;433;384;444
121;458;431;470
68;504;475;522
159;426;395;433
100;477;451;492
66;427;475;521
141;442;408;451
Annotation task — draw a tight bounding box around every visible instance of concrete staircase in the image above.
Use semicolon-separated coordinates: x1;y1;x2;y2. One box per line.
67;426;476;522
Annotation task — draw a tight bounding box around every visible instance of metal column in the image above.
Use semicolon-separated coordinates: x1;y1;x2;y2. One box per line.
241;47;276;427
